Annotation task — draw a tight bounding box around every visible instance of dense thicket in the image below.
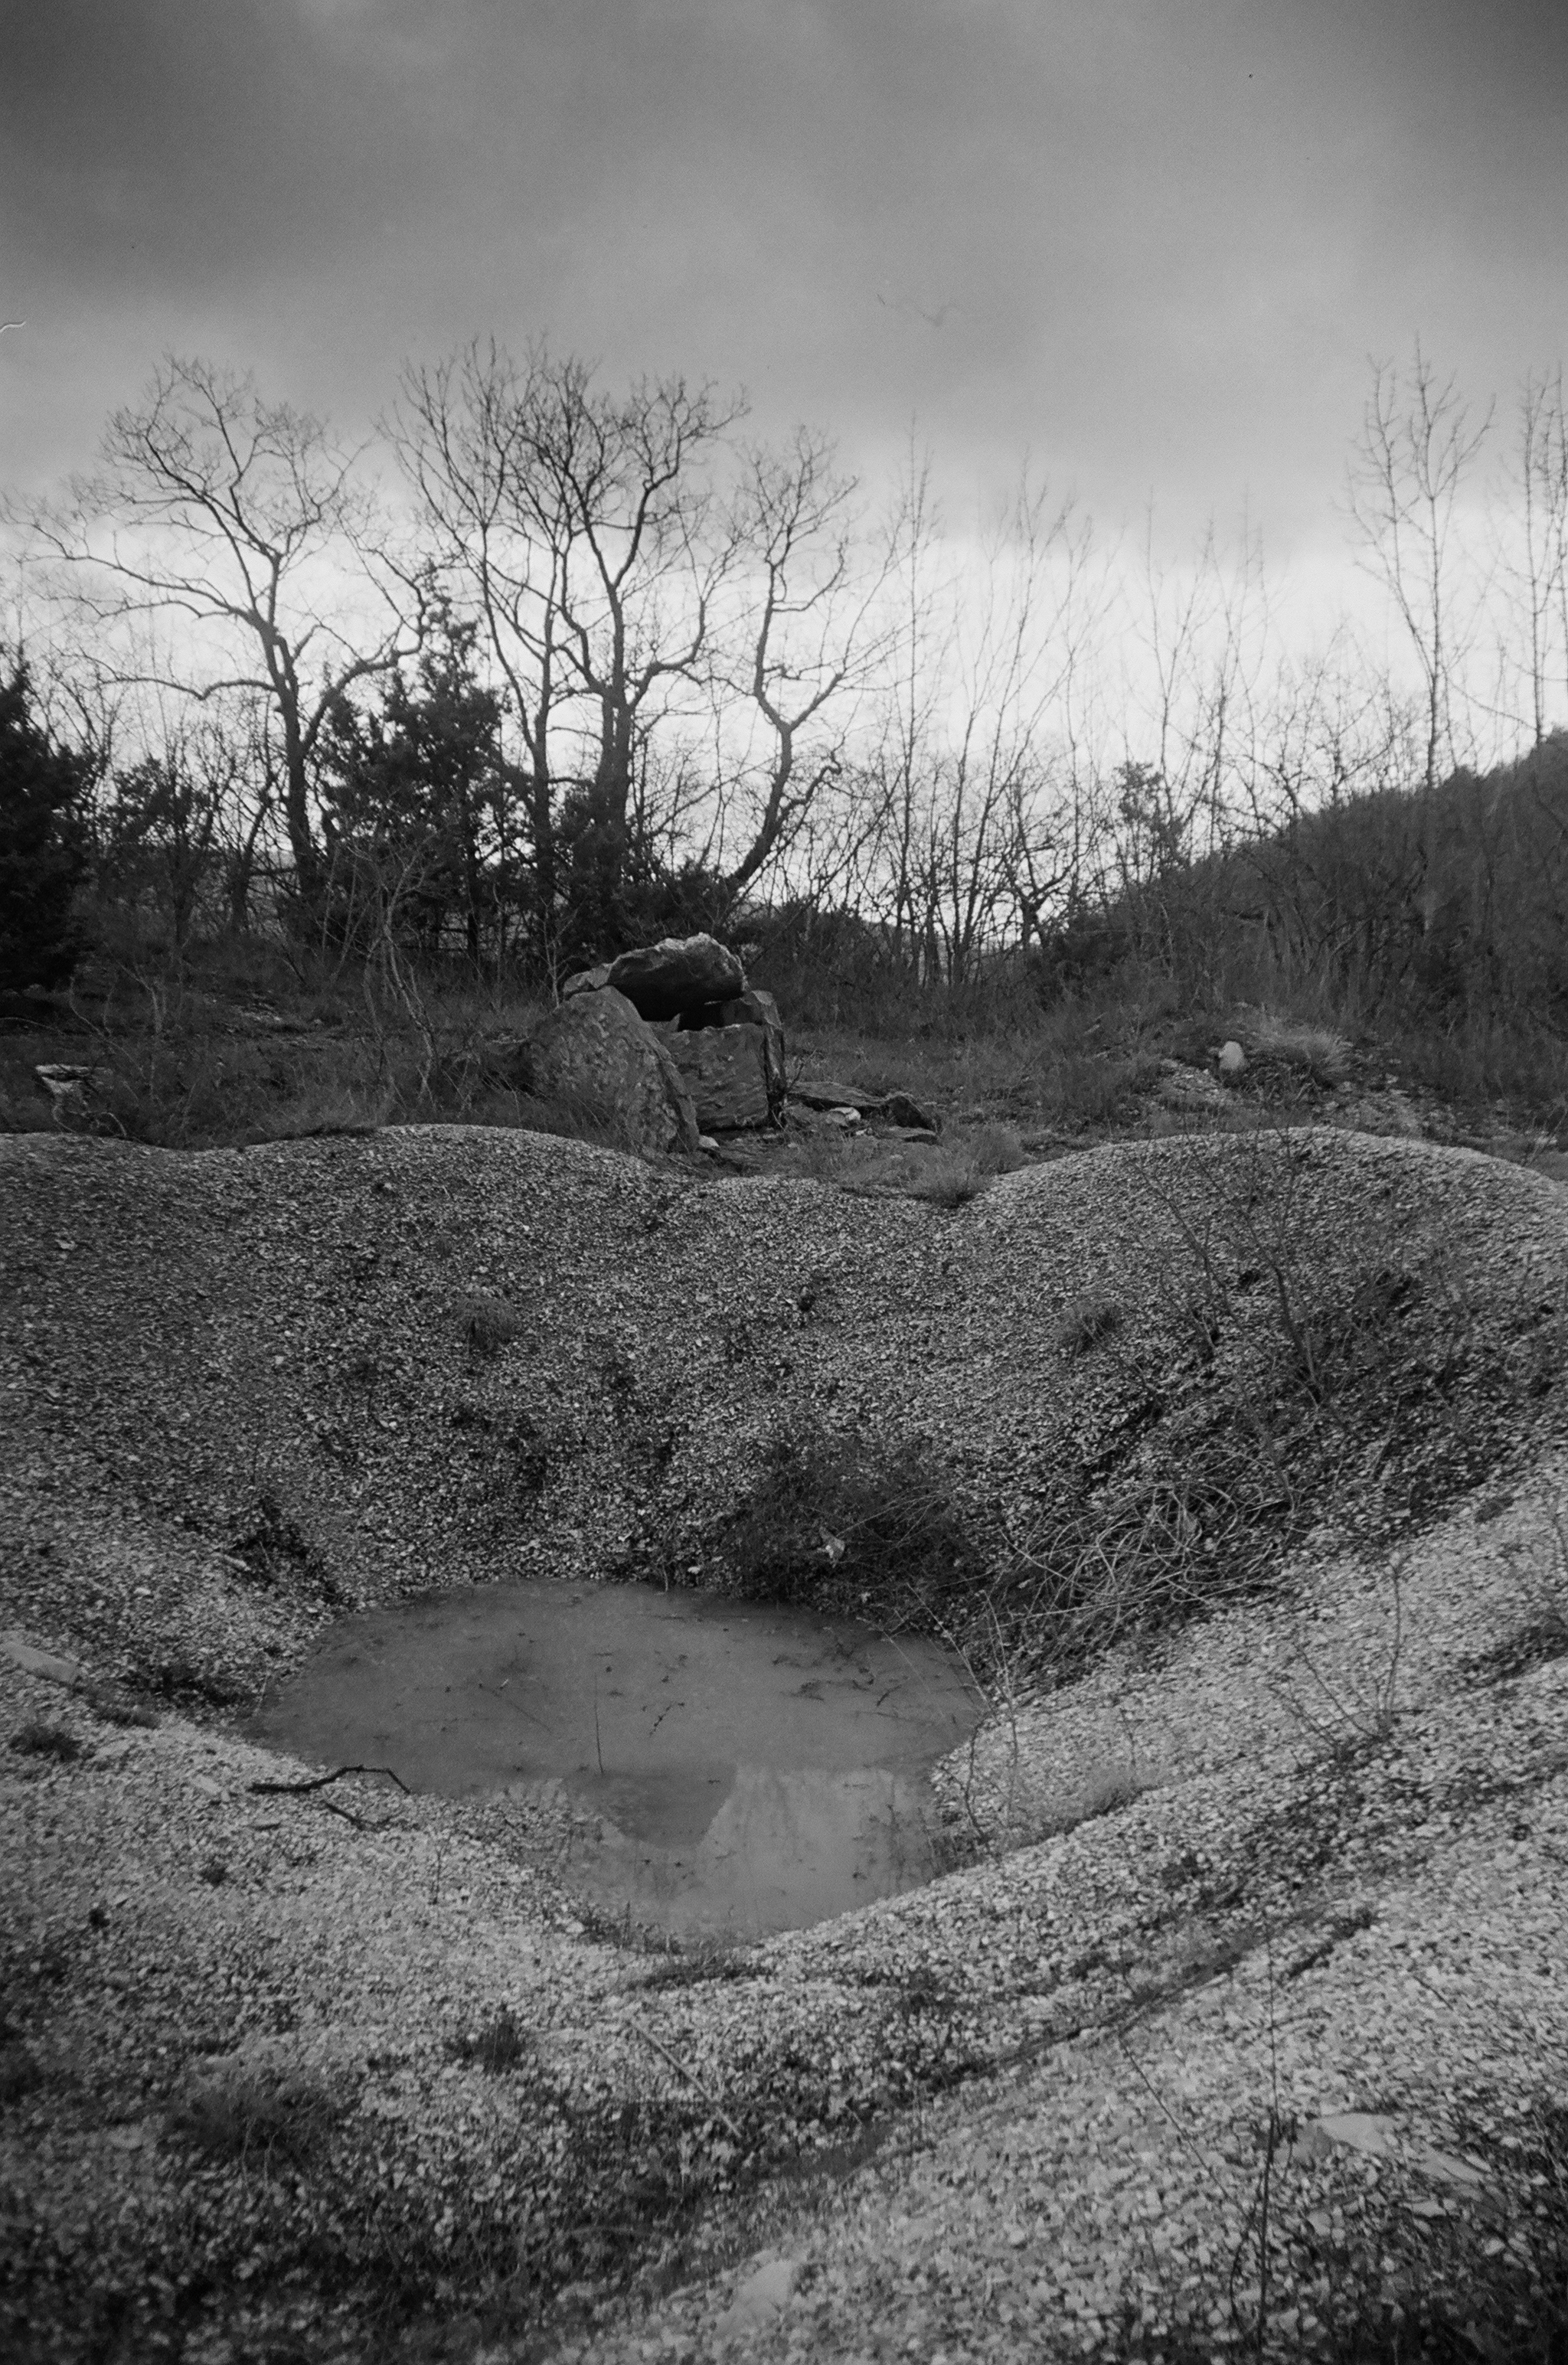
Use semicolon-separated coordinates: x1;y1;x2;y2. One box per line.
0;661;92;995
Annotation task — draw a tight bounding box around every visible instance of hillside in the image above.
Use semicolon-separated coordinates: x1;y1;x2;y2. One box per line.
3;1124;1567;2363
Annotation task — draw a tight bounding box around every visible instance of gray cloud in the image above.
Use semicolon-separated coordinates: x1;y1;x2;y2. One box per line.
2;0;1565;559
1;2;439;292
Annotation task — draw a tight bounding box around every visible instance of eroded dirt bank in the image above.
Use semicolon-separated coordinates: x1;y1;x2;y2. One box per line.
3;1126;1567;2363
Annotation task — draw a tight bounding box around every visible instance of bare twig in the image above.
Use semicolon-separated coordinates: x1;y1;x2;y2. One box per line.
629;2020;743;2141
248;1762;410;1797
1113;2030;1217;2180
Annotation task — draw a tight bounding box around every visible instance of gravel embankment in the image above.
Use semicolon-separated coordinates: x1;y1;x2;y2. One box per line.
3;1124;1567;2363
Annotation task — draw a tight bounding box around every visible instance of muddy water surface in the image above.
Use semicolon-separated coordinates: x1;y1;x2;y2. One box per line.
250;1579;983;1939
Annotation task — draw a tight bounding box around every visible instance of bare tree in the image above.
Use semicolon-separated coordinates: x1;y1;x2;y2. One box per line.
864;446;952;976
395;344;746;951
1346;343;1492;794
799;459;1113;985
391;341;575;954
1511;365;1568;746
22;357;424;910
526;358;743;939
917;481;1087;982
718;426;894;894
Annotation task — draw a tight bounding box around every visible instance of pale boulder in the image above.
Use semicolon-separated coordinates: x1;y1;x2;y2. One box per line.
527;988;700;1157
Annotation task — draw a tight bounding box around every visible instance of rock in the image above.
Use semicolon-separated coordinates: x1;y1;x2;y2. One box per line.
527;989;700;1157
658;1022;772;1132
717;2257;800;2342
33;1064;96;1113
881;1089;939;1132
1217;1040;1247;1080
788;1080;938;1130
1295;2111;1397;2162
604;933;744;1021
2;1630;83;1687
1158;1066;1227;1111
560;964;612;1001
791;1080;881;1115
537;945;786;1133
713;987;787;1115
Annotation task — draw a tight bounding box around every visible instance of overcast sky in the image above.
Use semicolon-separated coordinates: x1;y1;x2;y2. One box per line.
3;0;1566;595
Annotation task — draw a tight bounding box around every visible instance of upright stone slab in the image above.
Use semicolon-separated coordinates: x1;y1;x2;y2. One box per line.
715;988;786;1116
656;1022;772;1131
528;988;700;1156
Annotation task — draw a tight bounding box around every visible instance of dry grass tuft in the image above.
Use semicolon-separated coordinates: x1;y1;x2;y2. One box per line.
446;2007;532;2076
456;1292;526;1357
1055;1294;1122;1354
906;1151;991;1208
1244;1011;1354;1085
8;1720;83;1763
172;2066;345;2177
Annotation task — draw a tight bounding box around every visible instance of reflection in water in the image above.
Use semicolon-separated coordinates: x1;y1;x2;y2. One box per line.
249;1575;981;1938
545;1762;945;1937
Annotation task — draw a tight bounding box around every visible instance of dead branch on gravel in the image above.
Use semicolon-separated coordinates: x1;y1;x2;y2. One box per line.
628;2020;743;2141
1269;1554;1408;1751
248;1762;411;1796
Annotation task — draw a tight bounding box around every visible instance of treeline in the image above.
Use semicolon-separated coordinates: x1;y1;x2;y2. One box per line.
6;341;1568;1047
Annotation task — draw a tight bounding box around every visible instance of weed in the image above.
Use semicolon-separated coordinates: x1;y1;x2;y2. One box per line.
707;1426;980;1619
965;1120;1029;1173
83;1685;158;1730
229;1487;341;1602
446;2007;531;2076
1051;1763;1148;1832
1270;1560;1408;1749
1056;1292;1122;1354
1244;1011;1354;1086
781;1128;854;1184
0;2043;42;2106
1477;1612;1568;1683
635;1942;751;1993
995;1439;1298;1681
907;1150;991;1207
457;1292;525;1357
8;1721;83;1763
140;1658;250;1710
505;1411;552;1494
172;2066;344;2178
515;1088;652;1157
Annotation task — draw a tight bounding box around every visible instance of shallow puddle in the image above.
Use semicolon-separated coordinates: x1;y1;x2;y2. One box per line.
249;1579;982;1938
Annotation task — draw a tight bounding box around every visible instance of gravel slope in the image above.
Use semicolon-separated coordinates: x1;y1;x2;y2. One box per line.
3;1123;1567;2363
